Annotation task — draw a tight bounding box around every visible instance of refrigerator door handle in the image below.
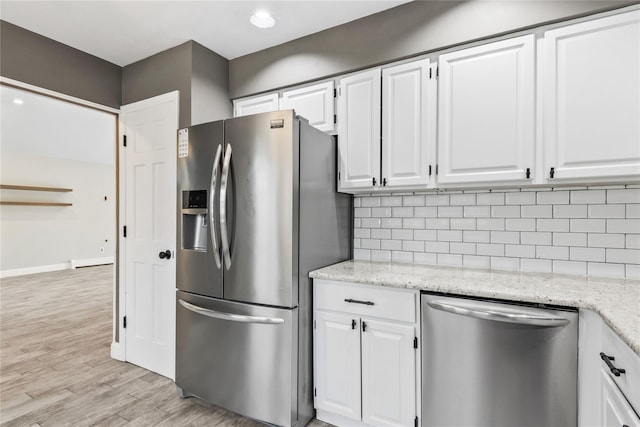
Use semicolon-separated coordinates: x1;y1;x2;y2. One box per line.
427;299;571;327
220;143;232;269
209;144;223;268
178;299;285;324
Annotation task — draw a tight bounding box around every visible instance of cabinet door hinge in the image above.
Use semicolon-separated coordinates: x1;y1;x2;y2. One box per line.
415;416;418;427
123;135;127;147
334;114;337;124
362;321;367;332
333;88;337;98
123;226;127;238
435;164;439;175
525;167;531;179
338;171;341;181
414;337;418;349
428;165;432;176
429;68;433;79
123;316;127;329
314;388;317;397
436;66;439;79
313;320;316;329
549;167;555;179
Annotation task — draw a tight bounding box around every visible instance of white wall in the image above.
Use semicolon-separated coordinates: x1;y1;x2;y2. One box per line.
0;85;116;275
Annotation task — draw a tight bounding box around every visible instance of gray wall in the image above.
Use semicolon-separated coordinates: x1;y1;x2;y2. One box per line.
229;0;635;98
0;20;122;108
191;42;232;125
121;41;192;128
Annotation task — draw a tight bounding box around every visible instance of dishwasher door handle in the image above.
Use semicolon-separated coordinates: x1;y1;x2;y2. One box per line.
427;299;571;327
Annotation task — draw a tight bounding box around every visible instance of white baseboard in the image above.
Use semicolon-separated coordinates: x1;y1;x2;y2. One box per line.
110;341;125;361
70;256;114;269
0;263;70;278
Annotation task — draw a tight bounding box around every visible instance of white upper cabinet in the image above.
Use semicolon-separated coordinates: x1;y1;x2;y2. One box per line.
281;81;335;133
544;10;640;182
382;59;435;188
337;68;382;191
437;34;536;185
233;93;279;117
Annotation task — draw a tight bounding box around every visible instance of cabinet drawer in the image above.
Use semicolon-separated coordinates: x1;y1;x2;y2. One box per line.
314;280;416;323
601;322;640;415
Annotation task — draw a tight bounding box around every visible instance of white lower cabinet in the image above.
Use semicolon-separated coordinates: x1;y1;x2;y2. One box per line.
601;370;640;427
314;280;419;427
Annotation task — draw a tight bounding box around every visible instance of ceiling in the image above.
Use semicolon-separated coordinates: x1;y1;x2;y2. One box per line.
0;1;412;66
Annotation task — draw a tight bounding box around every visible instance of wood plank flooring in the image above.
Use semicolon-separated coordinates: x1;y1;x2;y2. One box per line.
0;266;332;427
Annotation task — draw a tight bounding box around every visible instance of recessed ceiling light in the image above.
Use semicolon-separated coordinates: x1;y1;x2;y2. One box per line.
13;98;24;105
250;11;275;28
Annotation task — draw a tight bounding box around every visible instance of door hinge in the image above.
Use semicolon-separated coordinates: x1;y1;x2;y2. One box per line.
382;178;387;186
313;320;316;329
415;416;418;427
338;171;341;181
123;226;127;238
549;167;555;179
362;321;367;332
334;114;337;124
436;66;439;79
428;165;432;176
429;68;433;79
414;337;418;349
526;167;531;179
123;135;127;147
333;88;337;98
372;177;376;186
123;316;127;329
314;388;317;397
435;164;439;175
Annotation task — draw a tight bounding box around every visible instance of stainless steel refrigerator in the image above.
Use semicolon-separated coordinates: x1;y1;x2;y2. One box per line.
175;110;351;427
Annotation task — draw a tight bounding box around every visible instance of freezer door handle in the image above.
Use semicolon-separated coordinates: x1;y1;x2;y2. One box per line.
210;144;223;268
427;299;571;327
178;299;285;324
219;143;232;269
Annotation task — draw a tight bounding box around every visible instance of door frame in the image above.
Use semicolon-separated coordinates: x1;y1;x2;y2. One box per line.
112;91;179;362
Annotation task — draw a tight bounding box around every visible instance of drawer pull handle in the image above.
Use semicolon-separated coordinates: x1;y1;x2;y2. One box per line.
344;298;374;306
600;352;626;377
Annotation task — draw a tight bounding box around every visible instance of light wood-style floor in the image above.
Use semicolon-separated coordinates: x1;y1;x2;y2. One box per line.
0;266;331;427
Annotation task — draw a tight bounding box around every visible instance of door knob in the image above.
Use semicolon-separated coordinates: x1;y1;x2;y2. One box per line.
159;250;172;260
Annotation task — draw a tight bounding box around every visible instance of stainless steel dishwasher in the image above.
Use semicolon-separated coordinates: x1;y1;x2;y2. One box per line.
421;293;578;427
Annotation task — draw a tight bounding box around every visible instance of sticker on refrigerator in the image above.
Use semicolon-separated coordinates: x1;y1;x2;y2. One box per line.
178;128;189;158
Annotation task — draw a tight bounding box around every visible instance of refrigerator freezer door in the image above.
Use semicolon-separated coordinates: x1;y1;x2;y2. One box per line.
176;290;298;427
176;121;224;298
221;111;298;307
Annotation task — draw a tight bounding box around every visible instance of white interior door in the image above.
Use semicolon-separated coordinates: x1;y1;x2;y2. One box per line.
121;91;178;379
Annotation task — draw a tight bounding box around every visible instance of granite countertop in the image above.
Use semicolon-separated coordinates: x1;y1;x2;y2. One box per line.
310;260;640;356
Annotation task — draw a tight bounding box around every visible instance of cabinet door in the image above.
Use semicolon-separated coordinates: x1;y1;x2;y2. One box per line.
337;68;381;191
233;93;279;117
601;370;640;427
544;11;640;181
382;59;434;188
281;81;335;133
438;35;535;184
361;319;416;427
314;311;362;421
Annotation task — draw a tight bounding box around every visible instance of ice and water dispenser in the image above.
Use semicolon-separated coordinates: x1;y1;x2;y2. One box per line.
181;190;208;251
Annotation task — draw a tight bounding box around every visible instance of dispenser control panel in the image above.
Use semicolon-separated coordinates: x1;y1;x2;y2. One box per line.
183;190;207;209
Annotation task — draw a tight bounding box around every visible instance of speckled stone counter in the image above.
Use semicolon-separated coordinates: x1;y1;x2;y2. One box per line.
310;260;640;355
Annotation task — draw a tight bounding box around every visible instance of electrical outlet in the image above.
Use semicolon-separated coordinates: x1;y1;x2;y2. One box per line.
99;247;105;254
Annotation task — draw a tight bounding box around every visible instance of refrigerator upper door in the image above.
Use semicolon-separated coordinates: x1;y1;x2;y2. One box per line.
221;110;298;307
176;121;224;298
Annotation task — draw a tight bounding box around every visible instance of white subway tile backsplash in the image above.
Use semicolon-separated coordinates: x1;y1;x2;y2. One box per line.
537;191;569;205
464;206;491;217
554;205;587;218
392;251;413;263
491;206;520;218
392;229;413;240
361;197;381;207
403;218;426;229
463;230;491;243
477;192;504;205
571;190;606;204
536;246;569;260
587;204;625;218
521;232;552;245
450;194;476;205
553;232;586;247
570;247;605;262
587;262;625;279
463;255;491;268
607;219;640;234
521;205;552;218
371;228;392;240
588;233;625;249
438;254;463;266
570;219;606;233
606;249;640;264
521;258;553;273
506;192;536;205
354;184;638;279
537;219;570;232
607;188;640;204
553;260;586;276
491;231;520;244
